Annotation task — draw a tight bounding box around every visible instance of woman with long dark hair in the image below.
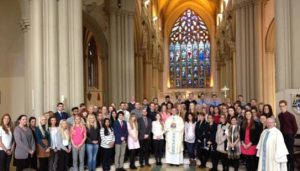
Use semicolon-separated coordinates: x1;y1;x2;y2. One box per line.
0;113;14;171
110;110;117;126
216;114;230;171
100;118;115;171
13;115;35;171
262;104;274;118
28;116;37;169
240;110;262;171
227;116;240;171
184;113;196;166
152;113;164;165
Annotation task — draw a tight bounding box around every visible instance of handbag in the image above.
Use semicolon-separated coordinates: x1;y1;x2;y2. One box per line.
36;139;50;158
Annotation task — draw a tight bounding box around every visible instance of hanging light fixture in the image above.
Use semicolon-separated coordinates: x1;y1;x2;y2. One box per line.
117;0;122;8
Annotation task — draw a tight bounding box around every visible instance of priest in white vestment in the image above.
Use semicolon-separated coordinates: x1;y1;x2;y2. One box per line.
165;108;184;165
257;117;289;171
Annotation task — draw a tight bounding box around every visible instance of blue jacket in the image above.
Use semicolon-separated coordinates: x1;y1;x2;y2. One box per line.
54;112;69;125
113;120;128;144
34;126;50;148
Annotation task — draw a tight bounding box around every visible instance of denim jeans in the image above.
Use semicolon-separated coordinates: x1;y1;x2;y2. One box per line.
186;142;195;159
86;144;99;171
72;145;85;171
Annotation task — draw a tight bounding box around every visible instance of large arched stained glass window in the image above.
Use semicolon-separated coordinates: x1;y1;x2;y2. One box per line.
169;9;211;88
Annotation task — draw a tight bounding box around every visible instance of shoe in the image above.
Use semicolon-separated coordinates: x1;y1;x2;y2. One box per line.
140;164;144;168
158;162;162;165
120;168;126;171
145;163;151;167
130;165;137;169
199;165;206;168
156;161;159;165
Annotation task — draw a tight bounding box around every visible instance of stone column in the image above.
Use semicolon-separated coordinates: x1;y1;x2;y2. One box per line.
275;0;292;91
235;0;256;101
254;0;263;102
43;0;59;111
108;9;118;103
68;0;84;107
30;0;44;116
135;52;144;101
58;0;70;108
127;12;135;100
107;0;135;103
19;0;32;115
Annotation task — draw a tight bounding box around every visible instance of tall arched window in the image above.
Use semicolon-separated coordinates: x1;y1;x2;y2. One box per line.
83;27;99;89
169;9;211;88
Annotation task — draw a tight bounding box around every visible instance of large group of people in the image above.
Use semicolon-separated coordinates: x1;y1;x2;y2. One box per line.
0;93;298;171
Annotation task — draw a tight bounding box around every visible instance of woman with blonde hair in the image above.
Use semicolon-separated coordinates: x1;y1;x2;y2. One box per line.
127;114;140;169
34;114;50;171
71;114;87;171
85;114;100;171
57;120;71;171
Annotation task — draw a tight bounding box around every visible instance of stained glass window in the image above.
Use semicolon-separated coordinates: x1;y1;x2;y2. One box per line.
169;9;211;88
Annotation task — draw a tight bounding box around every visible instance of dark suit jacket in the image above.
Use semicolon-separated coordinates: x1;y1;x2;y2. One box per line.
54;111;69;125
137;117;152;140
127;102;135;112
113;120;128;144
147;109;157;121
195;120;207;147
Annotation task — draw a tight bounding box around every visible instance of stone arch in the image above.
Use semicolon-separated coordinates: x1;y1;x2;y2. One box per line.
82;11;109;106
163;2;217;95
263;18;276;107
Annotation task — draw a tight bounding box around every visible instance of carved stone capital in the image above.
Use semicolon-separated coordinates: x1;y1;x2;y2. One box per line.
234;0;255;9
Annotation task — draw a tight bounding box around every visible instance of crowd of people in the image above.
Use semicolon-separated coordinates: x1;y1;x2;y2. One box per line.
0;93;298;171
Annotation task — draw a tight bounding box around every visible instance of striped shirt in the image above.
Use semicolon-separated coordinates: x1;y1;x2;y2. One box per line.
100;127;115;148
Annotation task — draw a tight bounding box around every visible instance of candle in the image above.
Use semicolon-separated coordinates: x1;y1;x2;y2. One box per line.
32;90;35;110
60;95;65;103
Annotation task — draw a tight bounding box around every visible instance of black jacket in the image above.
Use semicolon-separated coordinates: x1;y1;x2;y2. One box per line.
205;123;218;149
137;117;152;140
240;121;262;145
195;120;207;147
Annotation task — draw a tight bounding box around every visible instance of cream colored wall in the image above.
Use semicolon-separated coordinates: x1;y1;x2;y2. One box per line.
0;0;25;119
274;0;300;133
0;78;25;120
290;0;300;88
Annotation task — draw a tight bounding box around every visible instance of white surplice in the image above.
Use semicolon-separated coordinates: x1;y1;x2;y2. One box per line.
165;114;184;165
256;127;289;171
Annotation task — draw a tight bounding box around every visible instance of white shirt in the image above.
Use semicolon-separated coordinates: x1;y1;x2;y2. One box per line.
184;122;196;143
152;121;164;140
0;126;13;150
49;127;59;149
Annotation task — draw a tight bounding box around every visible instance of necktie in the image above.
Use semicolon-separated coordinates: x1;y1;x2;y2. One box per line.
144;117;148;127
120;121;123;127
